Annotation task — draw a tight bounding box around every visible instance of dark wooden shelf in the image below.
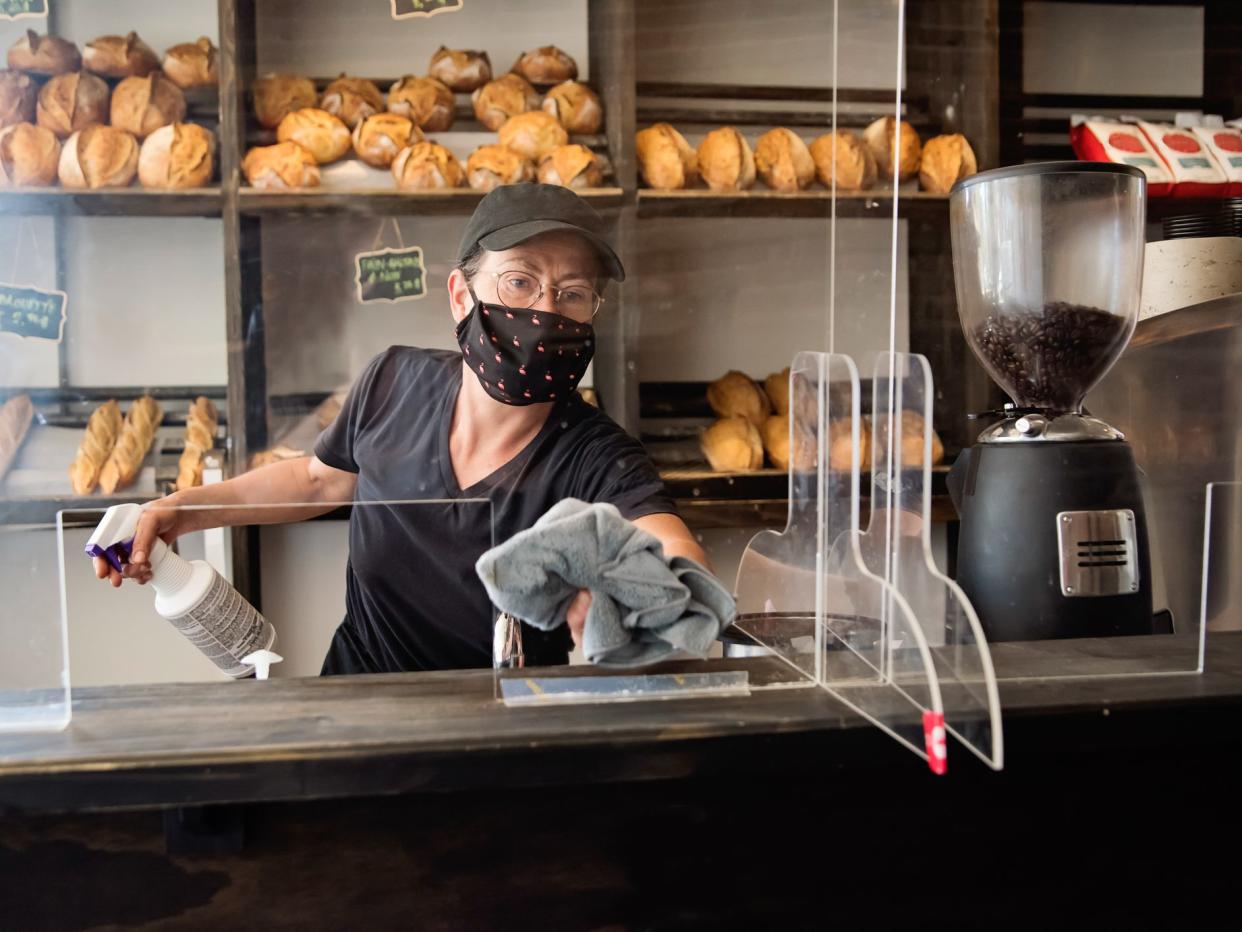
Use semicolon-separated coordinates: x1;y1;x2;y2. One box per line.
637;188;948;219
238;185;625;215
0;188;223;218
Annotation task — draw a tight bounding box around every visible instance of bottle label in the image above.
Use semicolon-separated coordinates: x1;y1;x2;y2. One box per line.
165;572;275;677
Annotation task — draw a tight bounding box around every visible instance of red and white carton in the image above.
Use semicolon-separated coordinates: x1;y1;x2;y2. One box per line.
1137;121;1228;197
1070;119;1174;196
1190;124;1242;196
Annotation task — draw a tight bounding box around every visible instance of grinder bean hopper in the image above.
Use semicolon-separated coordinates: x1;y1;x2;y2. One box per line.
946;162;1154;641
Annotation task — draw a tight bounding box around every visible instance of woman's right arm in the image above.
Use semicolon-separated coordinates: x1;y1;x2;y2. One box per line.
97;455;357;587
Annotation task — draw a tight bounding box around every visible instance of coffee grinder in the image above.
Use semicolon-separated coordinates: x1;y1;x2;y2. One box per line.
946;162;1154;641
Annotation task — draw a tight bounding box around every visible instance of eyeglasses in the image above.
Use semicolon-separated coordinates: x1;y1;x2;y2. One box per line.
482;269;604;322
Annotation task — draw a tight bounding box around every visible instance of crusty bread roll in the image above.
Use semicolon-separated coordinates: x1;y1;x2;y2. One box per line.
511;46;578;85
8;31;81;77
248;445;305;471
702;417;764;472
320;75;383;129
162;37;218;89
763;368;791;416
58;126;139;189
0;394;34;483
428;46;492;93
352;112;422;168
0;70;37;129
466;143;534;192
537;144;602;189
391;140;464;190
36;72;110;139
69;399;122;495
828;418;871;473
99;396;163;495
762;414;817;472
175;396;218;491
636;123;697;190
541;80;602;135
498;110;567;163
83;32;159;79
253;74;317;129
386;76;454;132
0;123;60;187
138;122;214;189
918;133;977;195
471;73;541;131
809;130;876;191
110;73;186;139
863;116;921;182
697;126;756;191
707;370;770;427
873;409;943;468
754;127;814;192
242;141;320;190
276;107;351;164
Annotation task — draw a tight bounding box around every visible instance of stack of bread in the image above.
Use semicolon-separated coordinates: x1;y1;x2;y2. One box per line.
699;369;944;474
243;44;609;194
1;30;218;190
98;396;163;494
636;117;976;195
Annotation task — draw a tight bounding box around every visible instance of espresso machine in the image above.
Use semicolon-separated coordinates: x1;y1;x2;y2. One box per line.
946;162;1154;641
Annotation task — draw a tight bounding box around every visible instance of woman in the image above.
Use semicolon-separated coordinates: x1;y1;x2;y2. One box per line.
97;184;709;674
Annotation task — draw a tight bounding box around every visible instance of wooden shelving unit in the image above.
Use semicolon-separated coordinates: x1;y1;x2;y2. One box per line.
237;186;624;216
0;188;224;218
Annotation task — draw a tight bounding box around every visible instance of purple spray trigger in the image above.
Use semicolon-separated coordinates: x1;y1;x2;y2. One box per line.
85;537;135;574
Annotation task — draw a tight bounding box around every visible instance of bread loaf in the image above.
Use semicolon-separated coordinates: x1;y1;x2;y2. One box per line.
0;394;34;484
248;445;305;470
499;110;567;163
83;32;159;79
809;130;877;191
352;112;422;168
511;46;577;85
68;399;122;495
763;368;790;416
138;122;215;189
162;38;218;90
472;73;540;131
827;418;871;473
762;414;817;472
466;143;534;192
541;81;602;134
253;74;317;129
0;122;60;187
386;76;454;132
110;73;186;139
320;75;383;129
918;133;977;195
537;144;602;189
58;126;139;189
276;107;351;164
697;126;756;191
635;123;697;190
98;396;163;494
873;409;943;468
707;370;770;427
36;71;109;139
175;396;218;491
391;141;464;190
8;31;81;77
428;46;492;93
754;128;814;192
0;70;37;129
701;417;763;472
242;141;320;189
863;116;921;182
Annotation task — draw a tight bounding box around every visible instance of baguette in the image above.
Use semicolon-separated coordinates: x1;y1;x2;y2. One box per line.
175;396;218;490
0;394;34;483
98;395;162;494
68;399;122;494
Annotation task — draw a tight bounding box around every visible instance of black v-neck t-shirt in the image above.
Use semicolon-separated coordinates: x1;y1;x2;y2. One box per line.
313;346;677;674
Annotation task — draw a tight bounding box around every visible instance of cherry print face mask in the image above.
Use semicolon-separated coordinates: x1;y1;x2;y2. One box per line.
456;295;595;406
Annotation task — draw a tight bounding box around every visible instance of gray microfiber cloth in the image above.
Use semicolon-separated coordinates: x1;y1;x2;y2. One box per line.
475;499;736;668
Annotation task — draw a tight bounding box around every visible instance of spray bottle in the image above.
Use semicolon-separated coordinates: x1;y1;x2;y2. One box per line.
86;503;277;679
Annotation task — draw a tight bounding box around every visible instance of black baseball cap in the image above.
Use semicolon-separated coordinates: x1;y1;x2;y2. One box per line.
456;183;625;282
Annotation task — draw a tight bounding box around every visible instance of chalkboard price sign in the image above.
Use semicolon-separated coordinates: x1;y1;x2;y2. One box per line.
0;0;48;21
0;283;67;343
355;246;427;304
390;0;463;20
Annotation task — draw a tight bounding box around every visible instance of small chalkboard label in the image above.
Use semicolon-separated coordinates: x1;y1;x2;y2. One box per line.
0;0;48;21
390;0;463;20
0;282;66;343
355;246;427;304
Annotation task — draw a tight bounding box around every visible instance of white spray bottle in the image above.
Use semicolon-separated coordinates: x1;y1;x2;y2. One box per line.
86;503;277;679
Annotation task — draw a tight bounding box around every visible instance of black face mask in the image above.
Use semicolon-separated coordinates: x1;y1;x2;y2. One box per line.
455;296;595;406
